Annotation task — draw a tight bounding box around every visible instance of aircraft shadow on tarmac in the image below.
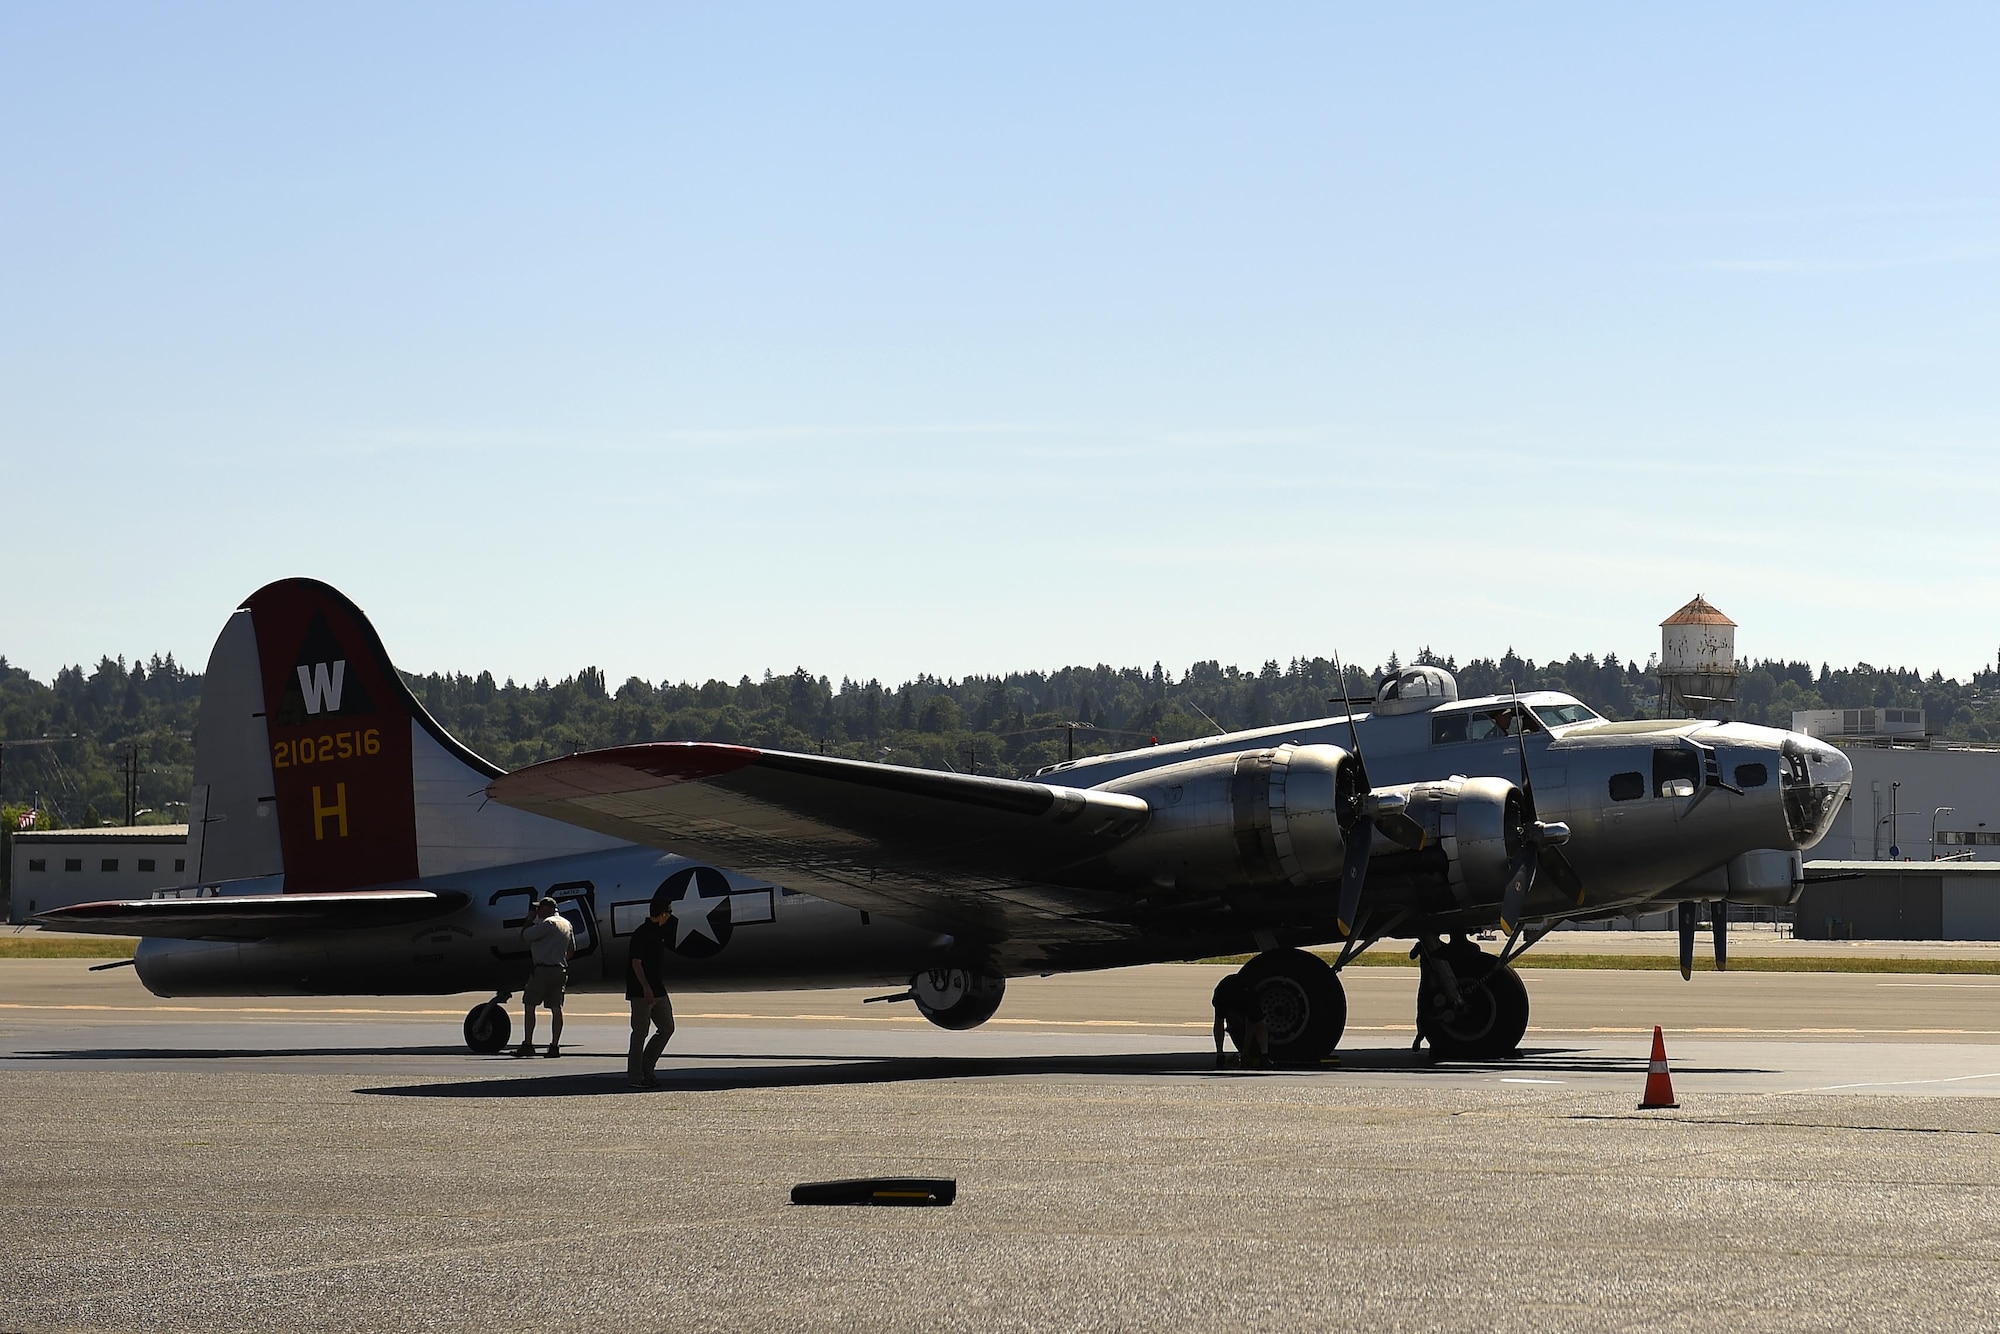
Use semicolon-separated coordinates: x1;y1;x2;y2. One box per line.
353;1045;1776;1099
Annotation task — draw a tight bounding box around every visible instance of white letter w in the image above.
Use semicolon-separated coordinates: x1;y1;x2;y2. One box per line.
297;661;346;715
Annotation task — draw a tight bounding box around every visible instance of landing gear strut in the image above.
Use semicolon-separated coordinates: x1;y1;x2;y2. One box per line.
1416;937;1528;1061
464;994;513;1054
1240;948;1347;1062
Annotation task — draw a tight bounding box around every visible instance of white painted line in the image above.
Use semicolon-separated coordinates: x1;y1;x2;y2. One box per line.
1876;982;2000;989
1792;1072;2000;1088
1500;1077;1565;1085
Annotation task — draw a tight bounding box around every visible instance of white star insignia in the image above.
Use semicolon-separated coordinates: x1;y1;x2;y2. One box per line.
669;879;727;947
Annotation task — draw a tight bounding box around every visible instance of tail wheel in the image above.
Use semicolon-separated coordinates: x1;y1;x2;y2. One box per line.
1240;948;1347;1062
1418;953;1529;1060
464;1001;512;1054
911;969;1007;1031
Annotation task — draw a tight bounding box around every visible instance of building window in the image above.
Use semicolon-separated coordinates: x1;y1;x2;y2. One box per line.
65;859;82;872
27;859;45;872
1734;763;1769;789
174;859;186;872
101;859;119;872
138;858;155;872
1608;772;1645;802
1938;831;2000;846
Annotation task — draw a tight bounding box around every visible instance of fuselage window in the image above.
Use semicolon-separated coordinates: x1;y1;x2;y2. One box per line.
1733;762;1769;789
1608;771;1645;802
1431;713;1469;745
1653;748;1700;798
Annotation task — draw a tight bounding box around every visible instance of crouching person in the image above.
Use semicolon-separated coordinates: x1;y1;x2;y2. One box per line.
626;896;675;1089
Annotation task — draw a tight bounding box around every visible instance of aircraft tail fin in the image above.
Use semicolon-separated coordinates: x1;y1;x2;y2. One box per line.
188;578;624;891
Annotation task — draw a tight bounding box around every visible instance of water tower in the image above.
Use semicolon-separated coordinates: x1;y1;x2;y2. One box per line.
1658;594;1738;718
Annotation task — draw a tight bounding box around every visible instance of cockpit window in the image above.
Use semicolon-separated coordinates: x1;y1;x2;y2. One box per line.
1465;706;1542;742
1608;771;1645;802
1531;702;1599;728
1431;713;1469;745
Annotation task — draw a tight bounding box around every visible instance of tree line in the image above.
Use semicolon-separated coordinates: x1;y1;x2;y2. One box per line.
6;645;2000;845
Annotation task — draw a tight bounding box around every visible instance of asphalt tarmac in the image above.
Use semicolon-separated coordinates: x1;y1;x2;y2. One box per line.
4;959;2000;1331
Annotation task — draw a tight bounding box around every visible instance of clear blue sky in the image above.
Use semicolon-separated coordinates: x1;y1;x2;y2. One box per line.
6;5;1997;689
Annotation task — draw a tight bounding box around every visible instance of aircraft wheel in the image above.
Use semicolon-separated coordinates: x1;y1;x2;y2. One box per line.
1240;949;1346;1062
464;1001;512;1054
912;969;1007;1030
1417;952;1528;1060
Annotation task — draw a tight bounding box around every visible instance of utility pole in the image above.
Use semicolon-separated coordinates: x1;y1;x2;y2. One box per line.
961;742;979;776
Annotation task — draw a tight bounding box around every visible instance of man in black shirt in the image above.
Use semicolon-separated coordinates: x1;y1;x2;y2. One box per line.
1212;971;1268;1070
626;899;675;1089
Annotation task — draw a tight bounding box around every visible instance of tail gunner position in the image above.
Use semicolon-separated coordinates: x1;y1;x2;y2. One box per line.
39;581;1850;1064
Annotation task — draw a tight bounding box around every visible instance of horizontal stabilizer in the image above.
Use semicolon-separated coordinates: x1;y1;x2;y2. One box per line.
34;890;468;941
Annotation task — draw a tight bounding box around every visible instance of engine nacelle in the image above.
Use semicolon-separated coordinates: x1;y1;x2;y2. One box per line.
1096;743;1359;893
1376;775;1523;909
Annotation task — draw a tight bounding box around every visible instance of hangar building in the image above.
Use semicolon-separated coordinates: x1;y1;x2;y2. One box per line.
1789;710;2000;863
7;826;189;923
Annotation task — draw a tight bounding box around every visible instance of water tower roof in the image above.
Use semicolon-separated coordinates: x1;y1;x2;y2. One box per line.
1661;594;1736;628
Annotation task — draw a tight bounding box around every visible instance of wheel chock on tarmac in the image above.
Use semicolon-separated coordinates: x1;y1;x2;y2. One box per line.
1639;1026;1679;1110
790;1177;957;1207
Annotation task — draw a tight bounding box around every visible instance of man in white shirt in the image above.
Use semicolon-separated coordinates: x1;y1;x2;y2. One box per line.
516;898;575;1059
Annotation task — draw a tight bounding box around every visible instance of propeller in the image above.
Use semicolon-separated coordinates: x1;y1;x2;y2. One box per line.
1328;657;1426;938
1496;689;1583;941
1332;656;1374;939
1713;898;1728;971
1678;899;1698;980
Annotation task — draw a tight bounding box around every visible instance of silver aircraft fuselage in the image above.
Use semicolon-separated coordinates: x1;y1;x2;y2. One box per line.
132;688;1851;999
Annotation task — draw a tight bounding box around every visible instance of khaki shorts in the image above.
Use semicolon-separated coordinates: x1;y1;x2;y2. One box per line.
524;964;567;1008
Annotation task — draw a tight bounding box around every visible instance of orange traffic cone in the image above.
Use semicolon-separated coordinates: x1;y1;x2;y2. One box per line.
1639;1025;1679;1109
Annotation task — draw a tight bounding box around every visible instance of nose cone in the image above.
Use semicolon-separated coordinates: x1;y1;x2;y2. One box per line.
1780;735;1851;850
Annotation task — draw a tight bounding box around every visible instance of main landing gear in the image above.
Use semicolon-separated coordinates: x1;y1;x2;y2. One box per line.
1236;948;1348;1063
1414;936;1529;1061
464;993;513;1054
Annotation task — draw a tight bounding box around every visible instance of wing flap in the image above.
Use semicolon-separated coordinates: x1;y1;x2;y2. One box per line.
35;889;468;941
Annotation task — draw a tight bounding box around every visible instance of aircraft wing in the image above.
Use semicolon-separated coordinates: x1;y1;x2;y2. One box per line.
34;890;469;941
486;743;1154;949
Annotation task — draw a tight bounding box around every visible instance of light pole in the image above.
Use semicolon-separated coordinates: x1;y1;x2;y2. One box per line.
1933;807;1955;861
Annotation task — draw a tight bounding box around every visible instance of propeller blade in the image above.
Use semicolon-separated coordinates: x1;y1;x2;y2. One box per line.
1678;900;1698;981
1334;653;1366;766
1331;653;1373;939
1510;681;1537;823
1542;844;1586;907
1713;899;1729;972
1497;844;1539;938
1377;809;1428;852
1335;821;1370;938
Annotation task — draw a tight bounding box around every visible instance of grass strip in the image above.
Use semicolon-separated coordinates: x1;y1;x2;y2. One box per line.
0;936;139;959
1200;951;2000;975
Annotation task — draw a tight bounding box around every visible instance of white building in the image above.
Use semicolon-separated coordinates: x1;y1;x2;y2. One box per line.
7;826;189;923
1794;741;2000;863
1792;707;1928;743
